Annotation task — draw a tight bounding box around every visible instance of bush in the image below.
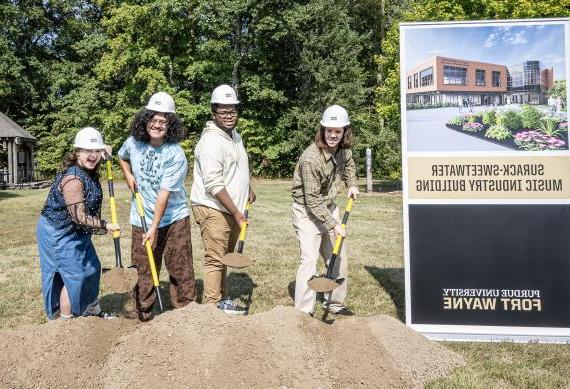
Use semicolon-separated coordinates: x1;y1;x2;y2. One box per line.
463;114;481;123
520;104;542;128
447;116;466;125
482;110;496;125
499;110;523;131
485;124;511;140
538;116;563;137
462;122;484;132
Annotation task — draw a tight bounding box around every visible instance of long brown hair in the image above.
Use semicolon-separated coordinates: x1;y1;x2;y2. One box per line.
314;125;353;151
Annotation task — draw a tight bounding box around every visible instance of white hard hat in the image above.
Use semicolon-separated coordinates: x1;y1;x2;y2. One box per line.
210;84;240;105
145;91;176;113
73;127;106;150
320;105;350;127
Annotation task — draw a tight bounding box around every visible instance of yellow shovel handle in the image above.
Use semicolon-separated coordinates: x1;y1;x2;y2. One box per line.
105;160;120;239
332;196;355;255
238;201;251;241
134;191;160;288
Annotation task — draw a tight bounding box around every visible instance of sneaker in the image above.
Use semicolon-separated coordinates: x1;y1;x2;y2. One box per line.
324;305;354;316
333;307;354;316
95;311;117;320
217;299;248;315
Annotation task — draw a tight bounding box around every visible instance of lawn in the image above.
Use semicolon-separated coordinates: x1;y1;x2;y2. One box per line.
0;179;568;388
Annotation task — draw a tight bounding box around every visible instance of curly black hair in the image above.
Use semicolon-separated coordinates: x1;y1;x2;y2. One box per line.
129;108;187;143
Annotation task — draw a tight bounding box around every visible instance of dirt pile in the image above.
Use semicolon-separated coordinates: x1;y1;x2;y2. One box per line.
101;267;138;293
0;317;135;389
0;305;464;388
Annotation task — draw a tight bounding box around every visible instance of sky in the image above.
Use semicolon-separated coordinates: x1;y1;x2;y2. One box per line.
404;23;566;80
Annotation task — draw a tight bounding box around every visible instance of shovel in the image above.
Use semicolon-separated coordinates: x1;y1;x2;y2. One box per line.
220;201;253;268
134;188;165;313
101;158;137;293
307;195;354;293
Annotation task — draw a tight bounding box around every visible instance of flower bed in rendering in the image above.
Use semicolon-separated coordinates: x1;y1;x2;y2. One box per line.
445;105;568;151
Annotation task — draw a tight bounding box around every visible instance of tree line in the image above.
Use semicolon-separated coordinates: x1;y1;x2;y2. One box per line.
1;0;568;178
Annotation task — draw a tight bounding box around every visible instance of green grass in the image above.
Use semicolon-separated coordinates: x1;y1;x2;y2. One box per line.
0;180;569;387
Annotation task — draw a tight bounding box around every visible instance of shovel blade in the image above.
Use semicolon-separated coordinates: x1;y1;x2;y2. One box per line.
307;276;341;292
101;267;138;293
220;253;253;268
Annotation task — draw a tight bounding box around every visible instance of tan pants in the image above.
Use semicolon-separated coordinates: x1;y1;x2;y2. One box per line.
291;202;348;314
192;205;240;304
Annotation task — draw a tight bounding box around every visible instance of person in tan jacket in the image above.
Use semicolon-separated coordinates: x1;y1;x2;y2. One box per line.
191;84;255;314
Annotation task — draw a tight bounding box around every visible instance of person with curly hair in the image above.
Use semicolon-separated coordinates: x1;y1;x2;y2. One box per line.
37;127;120;320
118;92;197;321
291;105;359;317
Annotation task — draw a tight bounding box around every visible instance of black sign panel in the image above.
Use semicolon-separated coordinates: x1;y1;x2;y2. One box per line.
409;204;570;327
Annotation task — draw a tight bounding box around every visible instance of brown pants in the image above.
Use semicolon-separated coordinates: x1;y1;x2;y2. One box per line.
192;205;240;304
132;216;197;321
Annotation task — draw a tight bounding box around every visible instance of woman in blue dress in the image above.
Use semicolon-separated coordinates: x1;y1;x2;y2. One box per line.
37;127;120;320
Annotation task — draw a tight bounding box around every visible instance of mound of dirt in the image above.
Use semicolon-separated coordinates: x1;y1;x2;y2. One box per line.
0;305;464;388
0;317;136;389
101;267;138;293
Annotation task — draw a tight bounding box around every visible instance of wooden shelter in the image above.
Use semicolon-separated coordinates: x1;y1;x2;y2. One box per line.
0;112;37;184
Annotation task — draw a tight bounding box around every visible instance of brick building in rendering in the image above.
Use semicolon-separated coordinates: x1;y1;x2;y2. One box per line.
406;56;554;107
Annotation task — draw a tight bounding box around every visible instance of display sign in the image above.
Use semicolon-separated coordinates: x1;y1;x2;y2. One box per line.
400;18;570;342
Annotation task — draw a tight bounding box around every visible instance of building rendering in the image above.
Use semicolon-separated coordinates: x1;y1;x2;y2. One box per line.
406;56;554;107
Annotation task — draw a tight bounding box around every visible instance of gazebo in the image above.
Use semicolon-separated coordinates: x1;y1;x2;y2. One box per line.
0;112;37;185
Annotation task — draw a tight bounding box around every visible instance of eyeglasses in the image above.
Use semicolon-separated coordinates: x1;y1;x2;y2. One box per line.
214;110;238;118
149;118;168;127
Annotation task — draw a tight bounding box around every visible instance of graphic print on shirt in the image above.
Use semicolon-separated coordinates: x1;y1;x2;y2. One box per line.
138;149;162;192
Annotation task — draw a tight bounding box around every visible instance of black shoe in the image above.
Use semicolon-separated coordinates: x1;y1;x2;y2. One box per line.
332;307;354;316
96;311;117;320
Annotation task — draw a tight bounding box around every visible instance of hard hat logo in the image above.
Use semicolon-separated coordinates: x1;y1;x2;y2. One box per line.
320;105;350;127
145;92;176;113
211;84;240;105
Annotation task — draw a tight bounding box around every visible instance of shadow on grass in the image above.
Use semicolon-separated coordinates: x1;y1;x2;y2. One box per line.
364;265;405;322
0;191;22;200
358;180;402;193
227;272;256;307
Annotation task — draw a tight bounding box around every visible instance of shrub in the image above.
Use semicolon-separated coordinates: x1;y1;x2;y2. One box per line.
485;124;511;140
499;110;523;131
482;110;496;126
462;122;484;132
447;116;466;125
520;104;542;128
538;116;563;137
465;114;482;123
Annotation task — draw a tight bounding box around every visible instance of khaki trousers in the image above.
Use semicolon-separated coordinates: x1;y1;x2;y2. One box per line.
291;202;348;314
192;205;240;304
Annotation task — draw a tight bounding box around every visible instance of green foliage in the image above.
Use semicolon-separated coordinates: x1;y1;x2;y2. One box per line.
520;104;542;129
499;110;523;131
538;116;563;137
482;110;496;126
485;124;511;140
549;80;567;107
447;116;466;126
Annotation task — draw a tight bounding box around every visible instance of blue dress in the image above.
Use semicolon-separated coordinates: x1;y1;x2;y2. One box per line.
37;165;104;319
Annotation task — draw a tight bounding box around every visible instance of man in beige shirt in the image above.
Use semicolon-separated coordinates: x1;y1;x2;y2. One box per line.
191;84;255;314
